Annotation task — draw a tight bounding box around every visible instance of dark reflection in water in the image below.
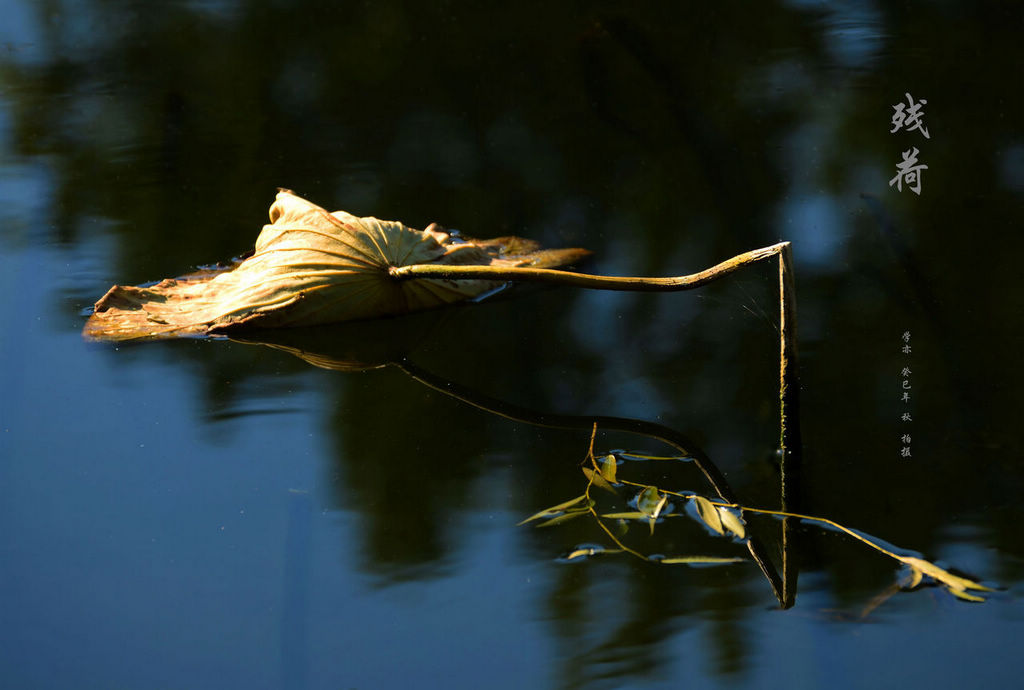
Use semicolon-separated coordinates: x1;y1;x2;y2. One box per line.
2;1;1024;689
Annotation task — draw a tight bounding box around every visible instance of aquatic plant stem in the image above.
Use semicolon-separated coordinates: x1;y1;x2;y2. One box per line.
778;242;802;608
389;242;790;291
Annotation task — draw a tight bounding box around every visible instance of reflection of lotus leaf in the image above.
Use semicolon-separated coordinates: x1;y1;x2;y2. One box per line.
229;311;448;372
84;190;589;341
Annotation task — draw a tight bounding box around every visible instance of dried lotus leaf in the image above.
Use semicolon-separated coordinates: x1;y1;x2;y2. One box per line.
84;190;589;341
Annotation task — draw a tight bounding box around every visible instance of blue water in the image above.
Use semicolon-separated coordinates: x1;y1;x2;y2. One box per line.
2;2;1023;688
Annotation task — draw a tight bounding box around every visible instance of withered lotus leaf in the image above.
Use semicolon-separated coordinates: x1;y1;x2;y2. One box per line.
84;190;589;341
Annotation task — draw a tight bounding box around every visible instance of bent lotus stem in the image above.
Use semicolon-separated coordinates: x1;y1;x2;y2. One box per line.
389;241;789;292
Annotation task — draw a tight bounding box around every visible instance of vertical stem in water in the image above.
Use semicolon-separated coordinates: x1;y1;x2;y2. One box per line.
778;243;802;608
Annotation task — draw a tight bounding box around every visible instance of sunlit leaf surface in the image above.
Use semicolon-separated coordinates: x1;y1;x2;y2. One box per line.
562;545;618;562
582;467;616;494
898;556;994;602
658;556;746;565
637;486;668;535
718;507;747;540
693;496;724;536
517;494;591;526
564;548;598;561
599;454;618;483
535;511;591;528
83;190;588;341
636;486;663;517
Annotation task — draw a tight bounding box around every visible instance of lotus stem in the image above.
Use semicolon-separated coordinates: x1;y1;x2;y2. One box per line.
389;242;790;291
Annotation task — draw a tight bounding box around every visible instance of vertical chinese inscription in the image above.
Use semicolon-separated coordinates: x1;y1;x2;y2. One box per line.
889;93;931;195
901;331;912;458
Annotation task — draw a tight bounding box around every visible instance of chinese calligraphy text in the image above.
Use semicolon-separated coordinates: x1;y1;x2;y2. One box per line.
901;331;912;459
889;93;931;195
891;92;930;139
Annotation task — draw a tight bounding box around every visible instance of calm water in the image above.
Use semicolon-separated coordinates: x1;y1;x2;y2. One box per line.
2;2;1023;689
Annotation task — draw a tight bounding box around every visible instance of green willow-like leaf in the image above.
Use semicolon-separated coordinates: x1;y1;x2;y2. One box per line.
599;454;618;483
637;486;668;535
718;507;747;540
535;510;590;528
658;556;746;565
518;494;590;526
692;496;724;535
582;467;616;494
637;486;664;516
898;556;994;601
949;588;986;603
563;545;620;561
600;511;649;520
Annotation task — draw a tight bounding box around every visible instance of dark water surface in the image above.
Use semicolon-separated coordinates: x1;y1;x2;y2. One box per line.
2;2;1023;689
